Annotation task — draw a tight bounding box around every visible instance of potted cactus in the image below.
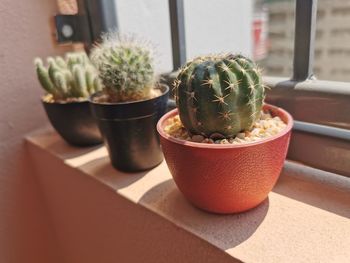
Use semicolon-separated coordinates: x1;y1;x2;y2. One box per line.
157;53;293;214
34;52;103;146
89;33;169;172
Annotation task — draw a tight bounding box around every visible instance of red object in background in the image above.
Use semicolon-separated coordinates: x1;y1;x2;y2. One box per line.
157;104;293;214
253;10;269;61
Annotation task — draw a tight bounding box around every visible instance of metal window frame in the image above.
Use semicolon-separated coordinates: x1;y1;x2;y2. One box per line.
265;76;350;176
168;0;187;70
166;0;350;177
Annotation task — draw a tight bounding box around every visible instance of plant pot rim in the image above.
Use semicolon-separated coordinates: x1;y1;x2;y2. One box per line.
41;96;88;105
88;84;169;106
157;104;293;149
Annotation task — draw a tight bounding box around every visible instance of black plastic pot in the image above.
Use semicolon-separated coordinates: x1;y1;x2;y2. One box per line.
42;99;103;146
89;85;170;172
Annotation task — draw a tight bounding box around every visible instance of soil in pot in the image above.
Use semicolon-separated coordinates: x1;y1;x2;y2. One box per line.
164;109;287;144
42;95;103;147
90;84;169;172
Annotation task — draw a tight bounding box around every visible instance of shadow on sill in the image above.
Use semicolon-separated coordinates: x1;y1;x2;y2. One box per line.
27;128;104;160
78;155;151;191
139;179;269;251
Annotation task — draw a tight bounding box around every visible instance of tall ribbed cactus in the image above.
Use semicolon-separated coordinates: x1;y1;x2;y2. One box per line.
34;52;102;101
174;54;265;138
90;33;155;102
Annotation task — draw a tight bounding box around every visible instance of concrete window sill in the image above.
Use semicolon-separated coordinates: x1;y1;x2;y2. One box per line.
26;127;350;263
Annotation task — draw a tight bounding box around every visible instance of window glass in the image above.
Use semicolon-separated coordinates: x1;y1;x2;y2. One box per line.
115;0;173;73
254;0;295;78
314;0;350;82
184;0;253;60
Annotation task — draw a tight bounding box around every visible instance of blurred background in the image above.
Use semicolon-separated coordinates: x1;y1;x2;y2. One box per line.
80;0;350;82
1;0;349;262
257;0;350;82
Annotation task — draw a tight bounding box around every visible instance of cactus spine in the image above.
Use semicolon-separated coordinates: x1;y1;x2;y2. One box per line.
90;33;155;102
34;52;102;101
174;54;265;138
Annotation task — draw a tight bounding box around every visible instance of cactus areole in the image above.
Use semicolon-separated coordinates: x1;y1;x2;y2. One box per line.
175;54;265;139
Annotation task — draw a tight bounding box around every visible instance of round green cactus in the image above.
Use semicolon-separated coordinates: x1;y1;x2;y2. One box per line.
34;52;102;101
174;53;265;139
90;33;155;102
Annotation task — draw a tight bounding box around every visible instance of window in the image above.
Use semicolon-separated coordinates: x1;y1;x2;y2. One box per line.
256;0;296;78
315;0;350;82
257;0;350;83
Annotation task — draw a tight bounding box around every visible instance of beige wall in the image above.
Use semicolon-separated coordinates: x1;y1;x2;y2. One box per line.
0;1;69;262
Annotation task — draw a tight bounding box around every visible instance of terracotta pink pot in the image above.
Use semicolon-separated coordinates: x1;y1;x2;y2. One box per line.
157;104;293;214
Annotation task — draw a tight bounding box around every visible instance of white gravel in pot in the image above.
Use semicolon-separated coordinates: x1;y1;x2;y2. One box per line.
164;111;287;144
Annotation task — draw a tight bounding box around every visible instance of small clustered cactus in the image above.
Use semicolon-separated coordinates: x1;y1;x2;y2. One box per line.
174;53;265;139
34;52;102;101
90;33;156;102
